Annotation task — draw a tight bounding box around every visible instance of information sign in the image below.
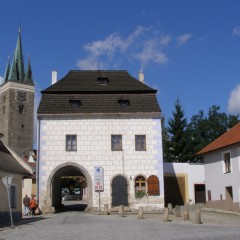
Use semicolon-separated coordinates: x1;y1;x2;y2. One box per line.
94;167;104;191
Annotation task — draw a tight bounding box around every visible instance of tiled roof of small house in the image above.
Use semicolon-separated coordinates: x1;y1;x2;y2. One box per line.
197;122;240;155
0;140;32;176
38;70;161;115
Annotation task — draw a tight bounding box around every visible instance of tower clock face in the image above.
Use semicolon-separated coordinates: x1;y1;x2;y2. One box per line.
17;91;27;101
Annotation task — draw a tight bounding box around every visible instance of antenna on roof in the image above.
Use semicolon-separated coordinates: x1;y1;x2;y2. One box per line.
98;59;100;71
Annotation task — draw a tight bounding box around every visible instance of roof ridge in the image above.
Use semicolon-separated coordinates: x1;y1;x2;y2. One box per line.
198;122;240;155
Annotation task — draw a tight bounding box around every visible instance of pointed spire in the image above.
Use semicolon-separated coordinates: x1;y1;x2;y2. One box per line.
8;28;25;81
24;55;33;84
8;51;18;81
3;56;10;83
15;27;25;80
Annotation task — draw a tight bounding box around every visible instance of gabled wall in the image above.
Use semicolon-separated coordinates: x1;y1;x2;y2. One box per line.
204;144;240;211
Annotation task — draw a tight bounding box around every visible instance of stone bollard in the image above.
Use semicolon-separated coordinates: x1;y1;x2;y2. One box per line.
195;208;202;224
104;204;109;215
183;206;189;220
175;205;181;217
138;207;144;219
168;203;173;214
162;208;169;222
119;205;124;217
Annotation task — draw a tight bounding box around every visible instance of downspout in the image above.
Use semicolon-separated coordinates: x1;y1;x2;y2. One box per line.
36;118;41;204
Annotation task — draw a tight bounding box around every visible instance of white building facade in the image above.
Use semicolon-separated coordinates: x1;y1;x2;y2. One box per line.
37;70;164;212
198;122;240;212
163;162;205;206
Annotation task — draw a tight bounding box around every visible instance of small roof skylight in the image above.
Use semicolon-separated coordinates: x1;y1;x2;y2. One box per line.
118;99;130;108
97;77;109;85
69;99;81;109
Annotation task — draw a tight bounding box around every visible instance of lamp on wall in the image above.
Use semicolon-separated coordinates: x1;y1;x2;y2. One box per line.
130;176;132;180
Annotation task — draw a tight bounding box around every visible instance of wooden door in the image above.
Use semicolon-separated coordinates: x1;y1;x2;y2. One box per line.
112;176;128;206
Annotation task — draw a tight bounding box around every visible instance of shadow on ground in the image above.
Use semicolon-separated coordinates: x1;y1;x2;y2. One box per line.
55;203;87;212
0;216;48;230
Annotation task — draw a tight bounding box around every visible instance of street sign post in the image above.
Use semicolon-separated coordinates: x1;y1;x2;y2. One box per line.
94;167;104;212
94;167;104;191
1;175;14;227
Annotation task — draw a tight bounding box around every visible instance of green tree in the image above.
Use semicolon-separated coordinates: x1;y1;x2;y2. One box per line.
164;98;191;162
188;105;239;161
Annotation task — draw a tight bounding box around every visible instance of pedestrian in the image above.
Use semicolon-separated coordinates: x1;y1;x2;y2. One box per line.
23;194;30;216
29;195;37;216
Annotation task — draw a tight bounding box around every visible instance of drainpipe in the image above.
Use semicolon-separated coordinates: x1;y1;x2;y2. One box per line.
36;118;41;204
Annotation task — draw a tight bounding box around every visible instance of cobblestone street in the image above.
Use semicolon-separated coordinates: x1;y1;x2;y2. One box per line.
1;209;240;240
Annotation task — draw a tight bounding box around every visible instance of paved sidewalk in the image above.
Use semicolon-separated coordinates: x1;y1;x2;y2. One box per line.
0;210;240;240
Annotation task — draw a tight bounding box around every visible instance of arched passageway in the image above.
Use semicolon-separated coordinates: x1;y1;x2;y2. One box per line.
47;163;92;212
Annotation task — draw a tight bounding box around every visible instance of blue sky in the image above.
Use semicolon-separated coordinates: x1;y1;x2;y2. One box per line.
1;0;240;123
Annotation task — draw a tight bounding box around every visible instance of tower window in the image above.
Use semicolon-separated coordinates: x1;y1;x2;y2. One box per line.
18;91;26;101
19;104;24;114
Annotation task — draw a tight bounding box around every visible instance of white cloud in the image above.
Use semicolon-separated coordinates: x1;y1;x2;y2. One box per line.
77;57;100;70
77;28;194;70
176;33;192;47
233;26;240;37
227;84;240;114
134;38;169;67
77;26;171;70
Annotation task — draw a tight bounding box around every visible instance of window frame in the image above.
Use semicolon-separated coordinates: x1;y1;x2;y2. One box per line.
135;175;146;193
135;135;146;151
111;135;122;151
66;134;77;151
223;151;231;174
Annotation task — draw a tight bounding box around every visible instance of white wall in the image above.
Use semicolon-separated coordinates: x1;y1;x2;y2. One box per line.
38;115;164;208
204;144;240;203
163;162;205;204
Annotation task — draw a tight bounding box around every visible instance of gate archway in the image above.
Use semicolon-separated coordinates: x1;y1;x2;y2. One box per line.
46;162;92;211
111;175;128;207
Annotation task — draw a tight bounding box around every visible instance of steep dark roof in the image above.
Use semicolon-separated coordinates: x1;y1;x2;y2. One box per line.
0;140;32;176
38;70;161;115
198;122;240;155
42;70;156;93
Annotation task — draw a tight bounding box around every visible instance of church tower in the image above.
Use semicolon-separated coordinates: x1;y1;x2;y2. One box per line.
0;28;34;157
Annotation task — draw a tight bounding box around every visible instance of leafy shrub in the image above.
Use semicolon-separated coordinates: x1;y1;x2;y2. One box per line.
135;191;146;199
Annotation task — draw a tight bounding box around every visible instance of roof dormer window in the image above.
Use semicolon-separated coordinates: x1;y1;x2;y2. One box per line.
118;99;130;108
69;99;81;109
97;77;109;85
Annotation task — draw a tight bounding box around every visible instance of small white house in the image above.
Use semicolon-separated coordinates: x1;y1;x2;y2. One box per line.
198;122;240;212
0;139;32;226
163;162;205;206
37;70;164;212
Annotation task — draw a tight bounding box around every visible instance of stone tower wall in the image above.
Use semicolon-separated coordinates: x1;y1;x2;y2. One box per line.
0;82;34;157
